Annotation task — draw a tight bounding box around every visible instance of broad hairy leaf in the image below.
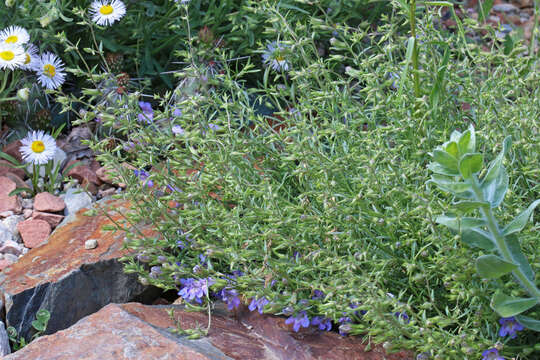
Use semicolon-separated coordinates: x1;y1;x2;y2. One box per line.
475;255;517;279
482;135;512;186
490;292;538;317
427;162;460;177
458;153;483;179
445;141;459;158
433;149;458;172
515;315;540;332
452;200;489;213
435;215;486;232
461;228;495;250
506;234;535;283
483;166;508;208
428;174;472;193
457;125;475;154
503;199;540;236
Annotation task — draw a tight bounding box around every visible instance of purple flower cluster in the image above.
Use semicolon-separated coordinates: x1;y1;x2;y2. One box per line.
138;101;153;124
498;317;524;339
311;316;332;331
218;288;241;310
394;312;410;323
248;297;269;314
285;311;310;332
178;277;214;304
134;169;154;188
481;348;504;360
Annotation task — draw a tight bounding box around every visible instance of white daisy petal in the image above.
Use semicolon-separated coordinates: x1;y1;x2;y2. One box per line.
0;26;30;46
262;41;290;72
0;43;25;70
89;0;127;26
21;43;39;70
19;131;58;165
35;52;66;90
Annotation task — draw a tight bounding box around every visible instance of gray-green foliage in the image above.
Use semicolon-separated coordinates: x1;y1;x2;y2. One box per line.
429;126;540;330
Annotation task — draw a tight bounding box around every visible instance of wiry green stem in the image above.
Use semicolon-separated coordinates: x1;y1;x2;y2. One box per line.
470;176;540;302
409;0;420;98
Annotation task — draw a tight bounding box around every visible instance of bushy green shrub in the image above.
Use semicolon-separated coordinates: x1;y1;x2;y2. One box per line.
58;0;539;359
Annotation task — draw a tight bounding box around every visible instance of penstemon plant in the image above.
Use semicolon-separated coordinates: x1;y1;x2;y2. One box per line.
428;125;540;332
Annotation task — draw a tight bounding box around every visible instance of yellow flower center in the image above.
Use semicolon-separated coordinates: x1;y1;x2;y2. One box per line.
24;53;31;64
275;55;285;62
31;140;45;153
5;35;18;44
43;64;56;78
0;51;14;61
100;5;114;15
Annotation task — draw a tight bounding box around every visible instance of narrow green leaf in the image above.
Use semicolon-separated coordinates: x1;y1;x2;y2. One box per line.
506;234;535;283
0;151;21;166
398;37;415;97
8;187;33;196
503;199;540;236
435;215;486;232
515;315;540;332
491;292;538;317
459;153;483;179
425;1;453;6
461;228;495;250
475;255;517;279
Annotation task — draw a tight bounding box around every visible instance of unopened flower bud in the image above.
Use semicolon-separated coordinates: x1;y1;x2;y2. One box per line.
16;88;30;102
5;0;15;7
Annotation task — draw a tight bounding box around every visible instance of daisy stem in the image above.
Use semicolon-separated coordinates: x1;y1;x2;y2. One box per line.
32;163;40;195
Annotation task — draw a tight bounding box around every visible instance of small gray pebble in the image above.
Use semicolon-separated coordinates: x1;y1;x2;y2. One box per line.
84;239;98;250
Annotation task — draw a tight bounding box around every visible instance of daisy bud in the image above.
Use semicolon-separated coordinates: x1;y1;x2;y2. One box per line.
5;0;15;7
16;88;30;102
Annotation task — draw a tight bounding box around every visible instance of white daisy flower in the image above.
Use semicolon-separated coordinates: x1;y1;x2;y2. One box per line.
19;131;58;165
89;0;127;26
0;42;25;70
34;52;66;90
0;26;30;46
262;41;290;72
21;43;39;70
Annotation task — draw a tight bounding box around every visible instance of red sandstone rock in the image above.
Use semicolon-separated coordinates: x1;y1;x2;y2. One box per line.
0;176;16;196
32;211;64;228
0;194;21;214
67;162;101;186
3;173;27;192
17;219;51;248
96;162;135;188
2;302;413;360
34;192;66;212
22;209;32;219
0;160;25;179
0;199;158;341
2;140;23;162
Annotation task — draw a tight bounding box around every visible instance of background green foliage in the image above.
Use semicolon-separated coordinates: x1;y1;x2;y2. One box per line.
51;0;540;358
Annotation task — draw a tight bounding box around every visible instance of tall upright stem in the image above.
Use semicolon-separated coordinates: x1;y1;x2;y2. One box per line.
470;176;540;302
409;0;420;98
